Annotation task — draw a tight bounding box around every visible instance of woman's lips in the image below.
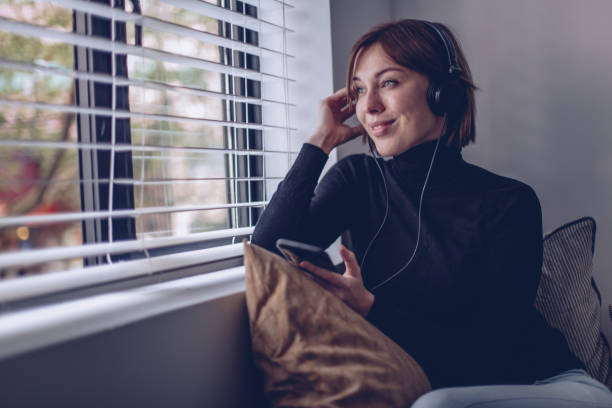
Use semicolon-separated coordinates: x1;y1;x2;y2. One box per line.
368;119;395;137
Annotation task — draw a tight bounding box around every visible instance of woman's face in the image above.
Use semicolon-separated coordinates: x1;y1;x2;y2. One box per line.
353;43;443;156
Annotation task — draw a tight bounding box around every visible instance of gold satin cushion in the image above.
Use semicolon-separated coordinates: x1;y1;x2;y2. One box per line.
243;242;431;407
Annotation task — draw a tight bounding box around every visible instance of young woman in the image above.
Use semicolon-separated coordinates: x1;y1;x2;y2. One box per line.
251;19;612;407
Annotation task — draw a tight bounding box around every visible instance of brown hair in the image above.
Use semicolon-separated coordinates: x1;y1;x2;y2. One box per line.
346;19;477;149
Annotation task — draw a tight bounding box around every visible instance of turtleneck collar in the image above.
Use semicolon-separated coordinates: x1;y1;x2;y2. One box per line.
389;139;464;190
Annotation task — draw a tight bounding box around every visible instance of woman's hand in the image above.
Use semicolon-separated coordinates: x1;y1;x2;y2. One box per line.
307;88;365;155
299;244;374;317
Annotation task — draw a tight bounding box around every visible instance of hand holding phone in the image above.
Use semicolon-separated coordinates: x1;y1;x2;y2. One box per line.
276;238;338;273
276;241;375;317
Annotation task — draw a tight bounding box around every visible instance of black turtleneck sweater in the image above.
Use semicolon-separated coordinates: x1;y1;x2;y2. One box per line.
251;140;582;389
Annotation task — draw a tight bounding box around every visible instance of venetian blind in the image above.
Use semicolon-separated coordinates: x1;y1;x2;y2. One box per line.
0;0;296;302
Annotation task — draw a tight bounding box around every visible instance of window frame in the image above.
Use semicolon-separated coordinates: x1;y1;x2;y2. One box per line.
74;0;138;267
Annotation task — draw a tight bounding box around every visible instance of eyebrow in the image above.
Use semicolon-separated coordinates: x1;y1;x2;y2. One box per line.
352;67;405;82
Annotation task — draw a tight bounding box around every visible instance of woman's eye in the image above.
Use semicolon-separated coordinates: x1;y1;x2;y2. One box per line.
382;79;398;88
355;87;365;95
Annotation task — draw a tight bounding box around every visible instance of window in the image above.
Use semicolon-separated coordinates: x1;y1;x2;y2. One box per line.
0;0;295;302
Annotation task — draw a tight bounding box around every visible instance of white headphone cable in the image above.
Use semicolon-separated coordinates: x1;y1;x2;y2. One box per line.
359;141;390;273
361;115;447;291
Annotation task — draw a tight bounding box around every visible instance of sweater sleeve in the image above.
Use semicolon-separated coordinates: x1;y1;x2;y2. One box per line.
251;143;357;256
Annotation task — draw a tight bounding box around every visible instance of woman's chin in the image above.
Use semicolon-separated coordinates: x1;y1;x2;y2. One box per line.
373;146;392;157
374;138;435;157
373;142;402;157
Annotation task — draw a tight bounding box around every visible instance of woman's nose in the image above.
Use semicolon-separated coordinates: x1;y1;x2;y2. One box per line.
365;89;384;113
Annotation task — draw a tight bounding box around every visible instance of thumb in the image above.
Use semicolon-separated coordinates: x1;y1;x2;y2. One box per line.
350;124;365;138
340;245;360;277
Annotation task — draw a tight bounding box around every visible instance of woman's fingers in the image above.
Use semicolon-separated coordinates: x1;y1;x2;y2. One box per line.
299;248;373;317
329;87;349;106
299;261;346;299
349;124;365;138
309;274;341;296
337;104;355;122
340;244;358;262
328;88;355;117
310;88;361;152
299;261;344;287
340;244;361;278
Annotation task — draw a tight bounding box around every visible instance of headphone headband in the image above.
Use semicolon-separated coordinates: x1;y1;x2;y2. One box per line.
422;21;463;76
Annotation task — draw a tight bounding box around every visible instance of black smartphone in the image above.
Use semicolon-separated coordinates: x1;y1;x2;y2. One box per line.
276;238;338;273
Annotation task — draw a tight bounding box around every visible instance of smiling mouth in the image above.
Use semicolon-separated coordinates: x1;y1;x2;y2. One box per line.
369;120;395;136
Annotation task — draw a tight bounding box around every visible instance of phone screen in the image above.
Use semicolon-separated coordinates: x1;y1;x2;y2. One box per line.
276;239;338;272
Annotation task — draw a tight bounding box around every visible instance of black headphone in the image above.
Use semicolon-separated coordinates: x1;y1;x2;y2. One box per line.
422;21;465;117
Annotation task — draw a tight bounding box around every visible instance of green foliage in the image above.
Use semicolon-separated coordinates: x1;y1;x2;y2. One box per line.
0;2;74;141
0;32;73;68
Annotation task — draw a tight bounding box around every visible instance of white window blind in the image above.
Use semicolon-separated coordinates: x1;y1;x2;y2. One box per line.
0;0;296;302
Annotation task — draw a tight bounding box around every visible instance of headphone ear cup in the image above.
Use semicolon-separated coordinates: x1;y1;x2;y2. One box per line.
427;79;465;117
427;81;445;117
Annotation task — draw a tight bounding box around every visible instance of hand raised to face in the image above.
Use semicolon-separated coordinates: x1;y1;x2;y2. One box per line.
306;88;365;155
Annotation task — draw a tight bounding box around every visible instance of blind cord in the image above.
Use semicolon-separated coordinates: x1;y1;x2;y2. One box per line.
106;1;118;264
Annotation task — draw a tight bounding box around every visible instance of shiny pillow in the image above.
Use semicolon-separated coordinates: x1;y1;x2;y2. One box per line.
243;241;431;407
535;217;611;387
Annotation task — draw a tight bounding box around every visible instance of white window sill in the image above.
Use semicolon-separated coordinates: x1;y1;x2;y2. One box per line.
0;266;245;361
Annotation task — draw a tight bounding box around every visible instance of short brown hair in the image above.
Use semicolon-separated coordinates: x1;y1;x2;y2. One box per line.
346;19;477;149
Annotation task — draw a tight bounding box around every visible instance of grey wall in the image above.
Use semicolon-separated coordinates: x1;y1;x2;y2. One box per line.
331;0;612;337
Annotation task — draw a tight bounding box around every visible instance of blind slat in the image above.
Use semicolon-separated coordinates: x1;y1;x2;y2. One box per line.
0;202;268;228
38;0;294;57
0;99;296;131
0;139;298;156
242;0;295;10
0;227;253;269
0;18;295;81
0;58;295;106
157;0;294;33
0;176;282;187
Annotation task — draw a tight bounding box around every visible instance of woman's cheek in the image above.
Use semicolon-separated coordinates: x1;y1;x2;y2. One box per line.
355;106;367;128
